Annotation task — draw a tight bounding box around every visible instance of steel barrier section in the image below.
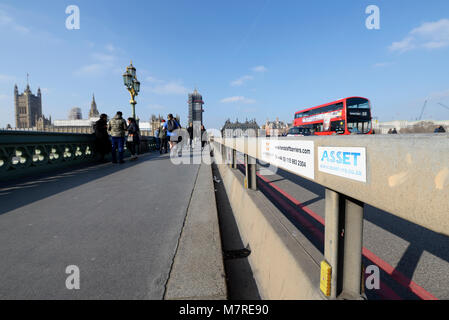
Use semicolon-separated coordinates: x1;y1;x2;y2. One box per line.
213;134;448;299
213;134;449;238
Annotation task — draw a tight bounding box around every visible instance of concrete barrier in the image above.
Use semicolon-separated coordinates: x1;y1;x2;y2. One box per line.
215;135;449;237
164;157;227;300
213;135;449;299
215;151;323;299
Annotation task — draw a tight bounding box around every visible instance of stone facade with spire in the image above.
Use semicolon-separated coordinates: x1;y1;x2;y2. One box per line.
14;82;51;129
89;94;100;118
221;118;260;137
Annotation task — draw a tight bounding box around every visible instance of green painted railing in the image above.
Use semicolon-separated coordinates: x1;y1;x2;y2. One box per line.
0;131;157;181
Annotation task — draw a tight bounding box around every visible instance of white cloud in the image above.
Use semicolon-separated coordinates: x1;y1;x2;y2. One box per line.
75;64;105;76
252;65;267;73
91;53;116;63
373;62;394;68
146;76;164;84
75;50;119;76
0;9;29;34
149;81;189;95
390;19;449;53
105;44;116;52
230;75;254;87
220;96;256;104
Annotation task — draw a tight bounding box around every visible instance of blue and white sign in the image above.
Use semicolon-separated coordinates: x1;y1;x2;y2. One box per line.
318;147;367;182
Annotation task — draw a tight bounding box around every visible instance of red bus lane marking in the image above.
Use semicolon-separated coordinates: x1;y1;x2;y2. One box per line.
256;170;438;300
255;175;401;300
362;247;438;300
235;162;437;300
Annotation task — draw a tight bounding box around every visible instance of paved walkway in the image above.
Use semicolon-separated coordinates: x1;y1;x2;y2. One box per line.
0;150;202;299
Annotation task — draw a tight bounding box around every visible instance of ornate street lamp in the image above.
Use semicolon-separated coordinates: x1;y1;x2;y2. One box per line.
122;61;140;120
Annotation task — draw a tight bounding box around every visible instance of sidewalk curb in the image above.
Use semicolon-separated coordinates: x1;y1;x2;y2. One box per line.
164;154;227;300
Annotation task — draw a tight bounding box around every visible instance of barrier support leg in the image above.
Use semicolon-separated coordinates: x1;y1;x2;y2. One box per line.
341;196;364;299
244;154;257;190
231;149;237;169
324;188;340;299
323;189;364;300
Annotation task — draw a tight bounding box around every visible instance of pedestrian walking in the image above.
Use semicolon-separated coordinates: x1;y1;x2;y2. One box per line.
127;117;140;161
94;113;111;162
187;122;193;149
163;113;181;154
108;111;127;164
158;119;168;154
201;124;207;150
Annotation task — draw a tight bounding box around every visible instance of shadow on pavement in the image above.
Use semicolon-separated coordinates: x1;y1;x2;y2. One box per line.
255;164;449;299
212;163;261;300
0;152;162;216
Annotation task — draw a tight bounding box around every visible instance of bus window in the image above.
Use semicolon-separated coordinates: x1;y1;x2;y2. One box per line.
331;120;345;133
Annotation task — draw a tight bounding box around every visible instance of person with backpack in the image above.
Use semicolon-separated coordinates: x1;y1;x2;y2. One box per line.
163;113;181;153
126;117;140;161
107;111;128;164
158;119;168;154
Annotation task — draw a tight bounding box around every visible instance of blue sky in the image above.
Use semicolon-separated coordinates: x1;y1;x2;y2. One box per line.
1;0;449;129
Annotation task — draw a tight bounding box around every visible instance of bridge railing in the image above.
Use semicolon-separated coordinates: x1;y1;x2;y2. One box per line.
211;134;449;299
0;131;157;181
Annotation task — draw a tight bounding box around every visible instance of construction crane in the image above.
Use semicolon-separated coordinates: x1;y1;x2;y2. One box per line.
418;100;428;121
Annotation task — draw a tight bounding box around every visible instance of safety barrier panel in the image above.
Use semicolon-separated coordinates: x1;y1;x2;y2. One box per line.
212;134;449;299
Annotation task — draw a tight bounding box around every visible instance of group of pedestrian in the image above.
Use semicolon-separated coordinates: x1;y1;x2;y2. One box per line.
186;122;208;150
95;111;210;162
94;111;140;164
156;113;182;155
387;128;398;134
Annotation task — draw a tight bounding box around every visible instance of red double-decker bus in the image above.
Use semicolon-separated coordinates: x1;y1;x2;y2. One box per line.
293;97;373;135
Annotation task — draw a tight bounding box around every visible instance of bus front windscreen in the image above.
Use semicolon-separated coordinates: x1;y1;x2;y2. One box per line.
346;98;372;134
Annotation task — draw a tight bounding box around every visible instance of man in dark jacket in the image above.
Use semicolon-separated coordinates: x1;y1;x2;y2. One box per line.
108;111;127;164
94;114;111;162
126;117;140;160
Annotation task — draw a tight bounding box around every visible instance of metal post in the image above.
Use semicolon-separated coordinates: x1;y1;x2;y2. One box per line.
342;196;364;299
324;188;340;299
323;189;364;300
221;144;225;164
244;154;257;190
244;154;249;189
231;149;237;169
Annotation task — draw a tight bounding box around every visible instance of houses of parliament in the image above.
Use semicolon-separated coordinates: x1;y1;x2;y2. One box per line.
11;83;183;135
14;83;51;129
